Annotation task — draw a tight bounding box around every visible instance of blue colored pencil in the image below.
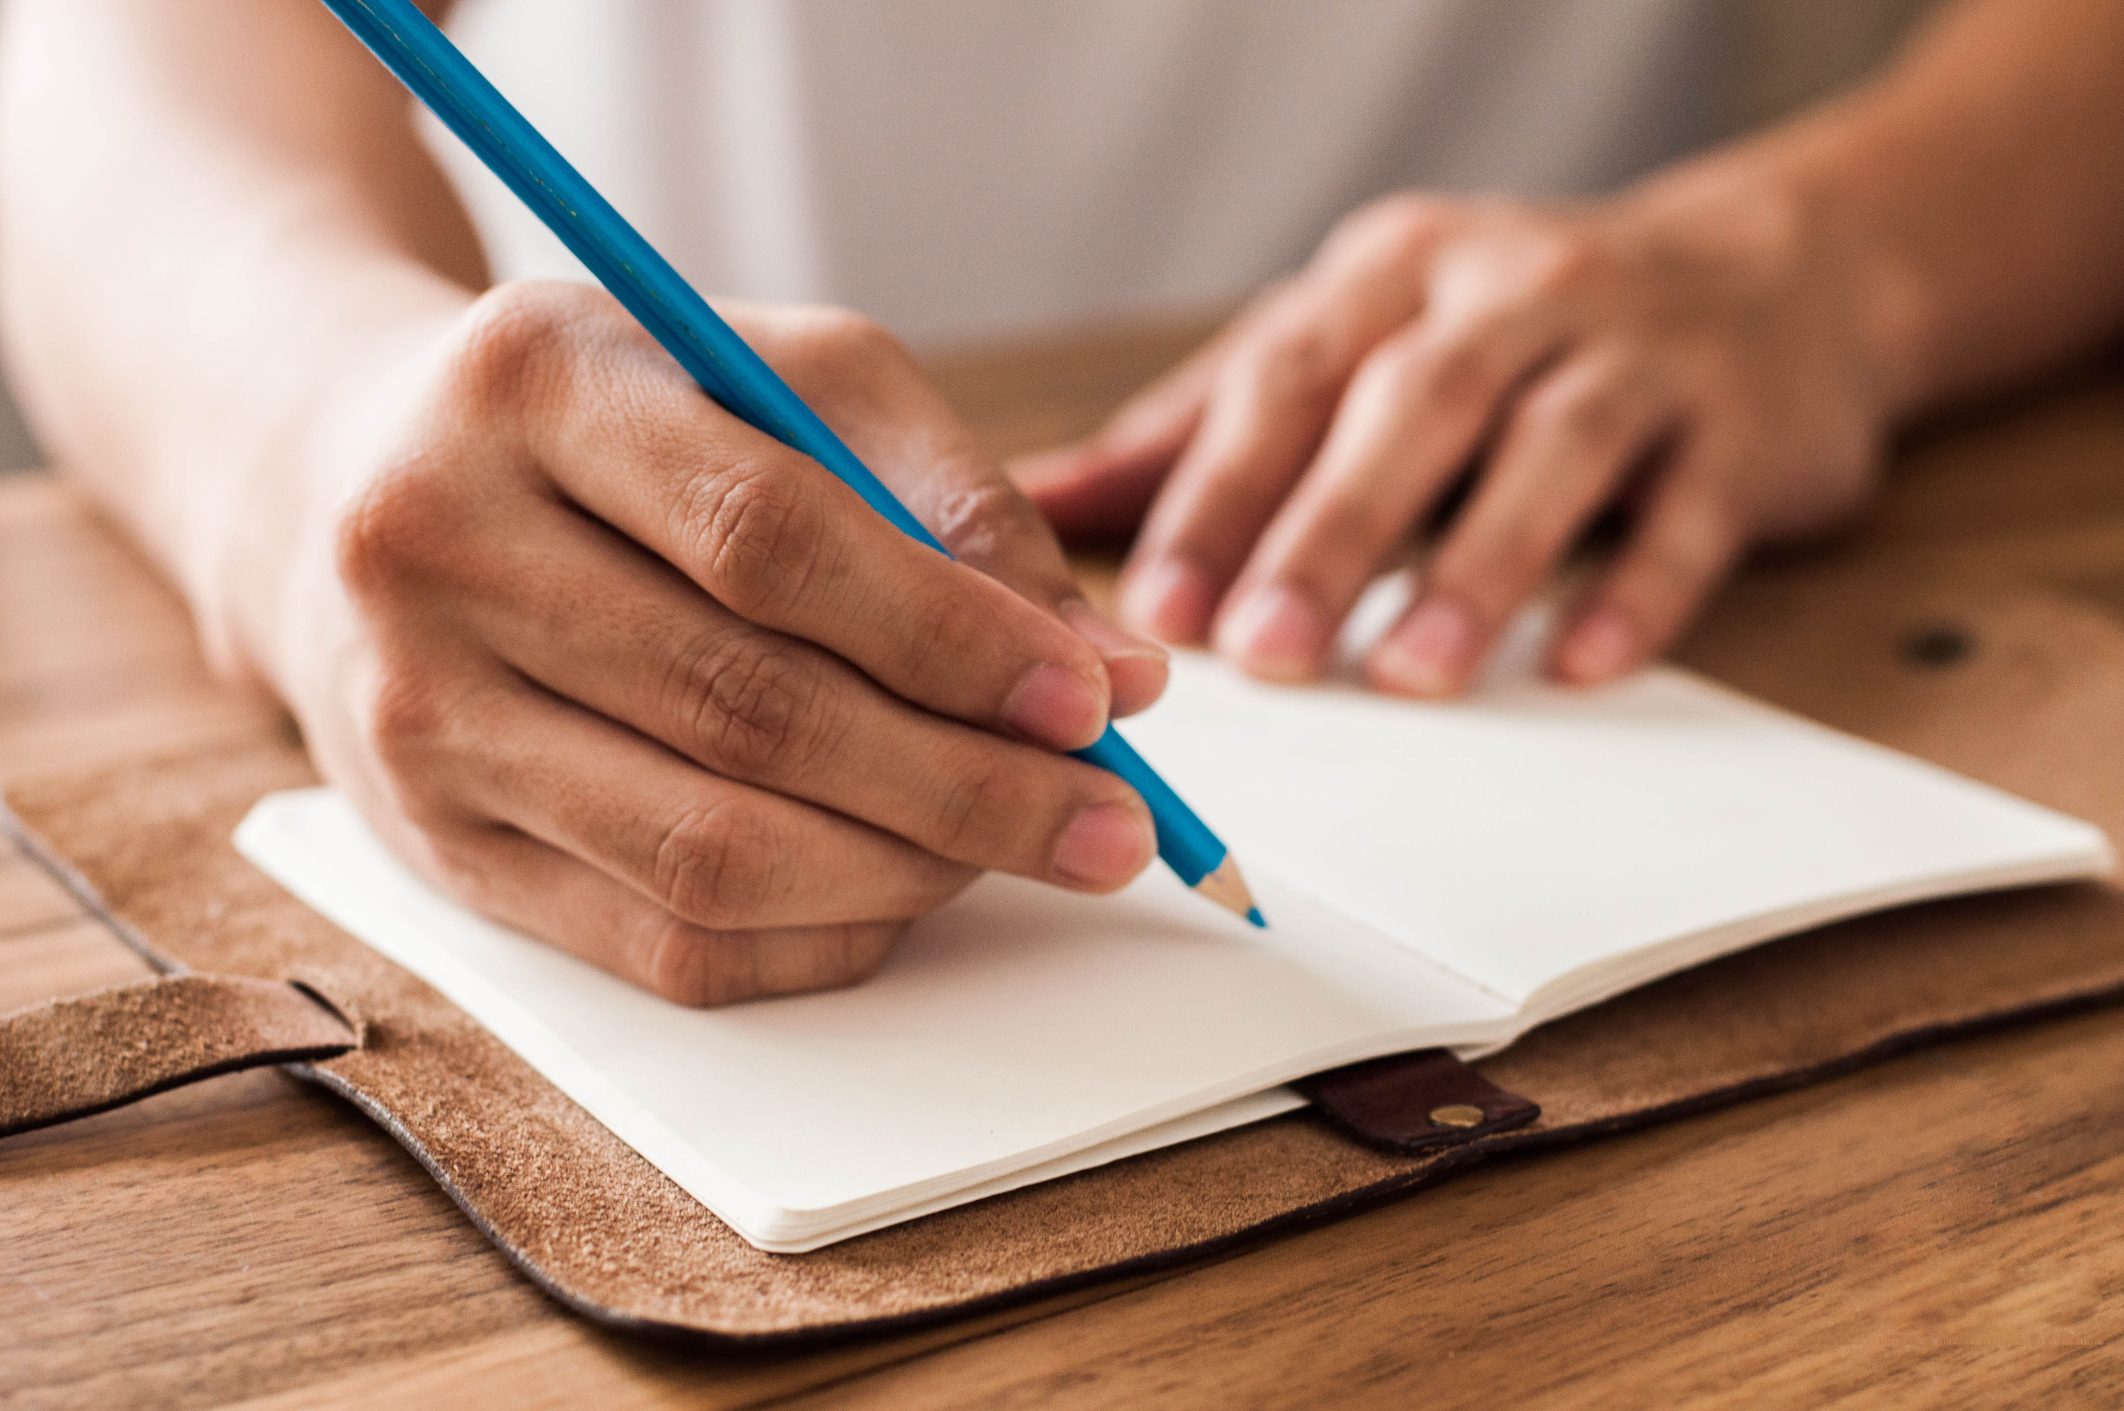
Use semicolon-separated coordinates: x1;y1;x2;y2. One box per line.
318;0;1262;925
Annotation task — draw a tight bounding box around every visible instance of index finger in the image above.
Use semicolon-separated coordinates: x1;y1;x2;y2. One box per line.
783;329;1172;717
533;346;1117;752
1118;242;1433;644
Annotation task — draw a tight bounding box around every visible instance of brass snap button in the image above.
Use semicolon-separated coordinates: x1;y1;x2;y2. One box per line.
1428;1104;1485;1129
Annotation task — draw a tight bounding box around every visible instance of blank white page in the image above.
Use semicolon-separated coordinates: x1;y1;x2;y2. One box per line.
1125;631;2113;1019
235;791;1512;1252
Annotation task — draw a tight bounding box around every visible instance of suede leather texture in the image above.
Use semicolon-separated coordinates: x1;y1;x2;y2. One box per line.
0;974;358;1137
4;565;2123;1345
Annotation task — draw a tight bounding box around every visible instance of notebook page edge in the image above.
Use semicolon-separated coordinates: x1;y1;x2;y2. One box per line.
1325;660;2112;1009
750;1089;1307;1252
1505;839;2115;1037
234;788;1520;1251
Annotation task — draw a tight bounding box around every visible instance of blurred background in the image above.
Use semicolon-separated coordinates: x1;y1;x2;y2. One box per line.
0;0;1932;474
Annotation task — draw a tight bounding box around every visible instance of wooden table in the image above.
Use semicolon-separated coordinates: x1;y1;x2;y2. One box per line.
4;323;2123;1409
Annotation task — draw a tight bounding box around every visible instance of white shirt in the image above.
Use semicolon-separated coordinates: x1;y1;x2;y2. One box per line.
442;0;1732;344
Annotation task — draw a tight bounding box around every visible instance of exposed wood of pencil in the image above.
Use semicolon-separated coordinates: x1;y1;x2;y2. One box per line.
1193;853;1262;924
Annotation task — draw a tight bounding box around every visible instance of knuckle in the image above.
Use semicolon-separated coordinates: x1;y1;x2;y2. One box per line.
1524;379;1631;452
665;629;826;778
1526;230;1607;296
1618;486;1743;614
640;920;742;1007
1334;193;1445;263
1232;321;1340;409
1374;335;1494;413
881;579;1021;694
359;667;461;779
443;280;601;411
930;752;1018;859
652;800;783;929
674;459;826;616
777;305;905;378
1280;497;1376;567
637;915;911;1008
926;472;1044;564
908;862;980;917
831;924;902;988
753;922;900;997
333;456;457;599
418;827;503;904
1418;341;1498;409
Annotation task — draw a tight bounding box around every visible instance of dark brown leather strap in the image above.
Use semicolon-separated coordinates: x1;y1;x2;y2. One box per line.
0;973;360;1138
1298;1048;1540;1153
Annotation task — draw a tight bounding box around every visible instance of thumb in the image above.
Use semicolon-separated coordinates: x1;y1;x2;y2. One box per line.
1014;438;1176;546
1015;318;1242;543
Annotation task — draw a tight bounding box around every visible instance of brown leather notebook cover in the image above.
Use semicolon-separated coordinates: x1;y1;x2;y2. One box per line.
4;565;2122;1345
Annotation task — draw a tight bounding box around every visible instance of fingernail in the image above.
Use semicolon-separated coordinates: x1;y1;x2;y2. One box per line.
1557;608;1641;684
1215;584;1328;681
1052;801;1156;888
1004;662;1109;749
1120;559;1218;644
1060;599;1169;665
1062;599;1171;715
1371;598;1478;697
1009;447;1084;492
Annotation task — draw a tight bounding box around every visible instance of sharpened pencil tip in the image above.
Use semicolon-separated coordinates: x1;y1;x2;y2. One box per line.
1193;854;1263;926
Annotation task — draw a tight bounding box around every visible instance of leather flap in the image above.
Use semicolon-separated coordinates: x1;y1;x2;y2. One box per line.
1298;1049;1540;1152
0;973;361;1138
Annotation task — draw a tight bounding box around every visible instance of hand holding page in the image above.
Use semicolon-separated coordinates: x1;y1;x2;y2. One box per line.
235;598;2111;1252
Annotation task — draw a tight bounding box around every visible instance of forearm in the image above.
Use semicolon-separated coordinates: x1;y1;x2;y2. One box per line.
0;0;485;682
1623;0;2124;420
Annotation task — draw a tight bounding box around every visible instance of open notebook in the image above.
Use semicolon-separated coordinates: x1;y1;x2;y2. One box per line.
234;604;2112;1253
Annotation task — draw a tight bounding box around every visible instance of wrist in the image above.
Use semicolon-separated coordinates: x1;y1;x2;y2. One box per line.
196;263;472;701
1608;125;1938;427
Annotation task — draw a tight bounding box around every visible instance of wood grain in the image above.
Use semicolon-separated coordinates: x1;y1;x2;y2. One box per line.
2;325;2122;1408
